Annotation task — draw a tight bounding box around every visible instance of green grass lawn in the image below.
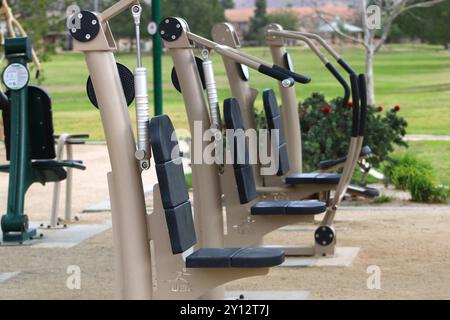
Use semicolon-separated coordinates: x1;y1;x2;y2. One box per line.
6;44;449;185
36;44;450;140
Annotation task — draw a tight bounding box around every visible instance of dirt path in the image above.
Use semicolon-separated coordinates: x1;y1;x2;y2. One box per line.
0;145;449;299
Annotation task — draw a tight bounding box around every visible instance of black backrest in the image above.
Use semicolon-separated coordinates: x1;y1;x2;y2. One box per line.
223;97;258;204
262;89;289;176
149;115;197;254
2;85;56;160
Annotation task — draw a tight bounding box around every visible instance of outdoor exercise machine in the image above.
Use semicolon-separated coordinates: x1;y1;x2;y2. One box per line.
264;24;378;198
212;23;377;199
159;17;344;255
69;0;291;300
161;19;369;256
148;114;285;299
0;37;86;243
222;74;367;256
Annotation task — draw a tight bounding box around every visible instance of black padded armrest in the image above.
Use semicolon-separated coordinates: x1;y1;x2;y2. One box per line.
32;160;86;171
54;133;90;140
318;146;372;170
285;172;340;185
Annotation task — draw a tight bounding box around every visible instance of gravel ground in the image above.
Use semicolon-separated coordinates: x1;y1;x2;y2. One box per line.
0;144;449;300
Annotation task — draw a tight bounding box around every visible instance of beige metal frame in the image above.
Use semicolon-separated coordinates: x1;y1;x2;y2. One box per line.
212;23;368;256
211;23;335;195
160;17;297;299
265;24;369;173
164;21;340;256
265;24;366;246
265;25;371;204
73;0;153;299
73;3;277;300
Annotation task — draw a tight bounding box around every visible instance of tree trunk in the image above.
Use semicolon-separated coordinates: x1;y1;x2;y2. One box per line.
365;48;376;106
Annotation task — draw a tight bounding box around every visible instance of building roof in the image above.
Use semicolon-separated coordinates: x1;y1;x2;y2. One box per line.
225;5;356;23
317;17;363;33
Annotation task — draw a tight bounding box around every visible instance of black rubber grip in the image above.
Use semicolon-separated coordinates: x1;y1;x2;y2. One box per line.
358;74;367;136
325;62;350;108
273;64;311;84
350;73;360;137
337;58;356;75
258;64;294;86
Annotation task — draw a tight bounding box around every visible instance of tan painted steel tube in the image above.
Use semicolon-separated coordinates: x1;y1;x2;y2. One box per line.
85;51;152;299
268;44;303;173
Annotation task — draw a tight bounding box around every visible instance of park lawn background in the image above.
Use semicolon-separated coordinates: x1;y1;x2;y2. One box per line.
27;44;450;184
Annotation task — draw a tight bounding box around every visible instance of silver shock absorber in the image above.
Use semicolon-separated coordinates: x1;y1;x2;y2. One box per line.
201;49;222;130
132;5;151;170
201;49;223;164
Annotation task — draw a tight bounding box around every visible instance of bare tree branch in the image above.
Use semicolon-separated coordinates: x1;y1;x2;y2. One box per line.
373;0;446;52
403;0;446;11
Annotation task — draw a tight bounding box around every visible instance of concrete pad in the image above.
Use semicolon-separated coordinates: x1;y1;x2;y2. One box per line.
31;222;111;248
280;247;360;268
226;291;310;300
1;222;111;248
0;271;20;283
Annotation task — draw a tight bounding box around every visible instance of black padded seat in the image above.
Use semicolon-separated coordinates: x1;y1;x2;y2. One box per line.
285;172;341;185
318;145;372;170
186;247;285;268
251;200;326;215
0;160;86;184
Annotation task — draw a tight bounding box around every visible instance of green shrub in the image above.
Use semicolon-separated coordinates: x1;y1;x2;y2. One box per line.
384;153;449;203
373;195;395;204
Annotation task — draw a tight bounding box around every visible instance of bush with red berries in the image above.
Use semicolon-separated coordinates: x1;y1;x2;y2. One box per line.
254;92;408;173
298;93;408;171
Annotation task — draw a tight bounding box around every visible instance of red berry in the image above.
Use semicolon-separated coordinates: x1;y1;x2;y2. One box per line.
394;105;400;112
322;106;331;114
347;101;353;108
